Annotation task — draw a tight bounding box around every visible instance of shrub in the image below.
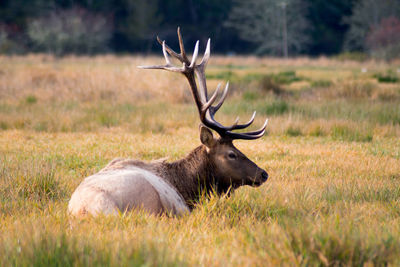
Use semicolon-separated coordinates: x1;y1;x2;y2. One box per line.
373;71;399;83
25;95;37;104
285;127;302;136
259;75;284;94
309;125;325;137
27;7;112;55
270;71;302;84
240;71;302;94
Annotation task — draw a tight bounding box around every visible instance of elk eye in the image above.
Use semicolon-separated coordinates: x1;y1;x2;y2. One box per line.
227;151;237;160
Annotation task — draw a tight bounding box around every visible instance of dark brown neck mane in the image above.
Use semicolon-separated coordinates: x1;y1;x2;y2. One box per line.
102;145;232;209
160;145;230;208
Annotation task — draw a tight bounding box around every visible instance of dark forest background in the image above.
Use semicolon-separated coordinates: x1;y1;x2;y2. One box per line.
0;0;399;59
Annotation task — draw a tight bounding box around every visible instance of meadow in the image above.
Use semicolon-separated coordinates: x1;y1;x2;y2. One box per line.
0;54;400;266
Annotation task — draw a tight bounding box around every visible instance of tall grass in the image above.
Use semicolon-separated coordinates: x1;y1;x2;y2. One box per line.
0;55;400;266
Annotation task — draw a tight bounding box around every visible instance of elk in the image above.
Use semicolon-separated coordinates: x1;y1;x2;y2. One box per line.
68;29;269;217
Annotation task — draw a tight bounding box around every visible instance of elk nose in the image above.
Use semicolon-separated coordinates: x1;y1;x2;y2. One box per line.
261;171;269;182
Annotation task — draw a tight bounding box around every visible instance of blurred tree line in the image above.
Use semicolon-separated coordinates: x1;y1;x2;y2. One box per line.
0;0;399;59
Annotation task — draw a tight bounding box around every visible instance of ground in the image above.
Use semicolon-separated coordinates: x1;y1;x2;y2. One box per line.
0;55;399;266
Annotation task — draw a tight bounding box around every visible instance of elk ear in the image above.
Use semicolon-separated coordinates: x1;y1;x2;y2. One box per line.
200;126;215;148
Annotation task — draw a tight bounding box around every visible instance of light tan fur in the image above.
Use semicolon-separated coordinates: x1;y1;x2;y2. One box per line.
68;165;189;216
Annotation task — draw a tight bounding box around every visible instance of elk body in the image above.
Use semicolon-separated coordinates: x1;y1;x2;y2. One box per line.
68;29;269;217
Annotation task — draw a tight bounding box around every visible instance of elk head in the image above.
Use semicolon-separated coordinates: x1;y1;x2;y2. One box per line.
139;28;269;188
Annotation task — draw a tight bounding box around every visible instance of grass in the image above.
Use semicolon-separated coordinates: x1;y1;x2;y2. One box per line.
0;55;400;266
331;125;373;142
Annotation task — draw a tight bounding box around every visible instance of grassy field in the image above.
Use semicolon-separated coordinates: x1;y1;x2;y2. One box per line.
0;54;400;266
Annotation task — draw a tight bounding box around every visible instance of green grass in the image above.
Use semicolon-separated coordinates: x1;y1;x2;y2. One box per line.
310;79;333;88
285;126;302;137
0;228;185;266
294;100;400;125
206;71;238;82
331;125;373;142
25;95;38;104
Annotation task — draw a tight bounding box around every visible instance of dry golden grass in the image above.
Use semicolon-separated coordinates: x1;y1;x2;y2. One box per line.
0;55;400;266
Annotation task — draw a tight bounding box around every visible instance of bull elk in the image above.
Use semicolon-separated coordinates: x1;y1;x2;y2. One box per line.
68;28;269;217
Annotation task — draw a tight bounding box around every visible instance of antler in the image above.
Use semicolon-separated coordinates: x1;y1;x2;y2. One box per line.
138;27;268;140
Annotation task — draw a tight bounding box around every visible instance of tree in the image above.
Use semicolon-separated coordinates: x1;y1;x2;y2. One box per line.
115;0;162;52
305;0;355;55
27;7;112;55
344;0;400;51
225;0;310;57
156;0;242;53
366;17;400;60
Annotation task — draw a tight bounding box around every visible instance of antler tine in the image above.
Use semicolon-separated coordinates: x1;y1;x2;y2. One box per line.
162;41;172;65
138;40;186;72
211;82;229;113
137;63;186;73
201;84;220;113
226;111;256;131
177;27;187;60
198;38;211;71
246;118;268;135
228;130;265;140
156;28;191;65
226;119;269;140
157;36;185;63
230;117;240;129
190;41;199;68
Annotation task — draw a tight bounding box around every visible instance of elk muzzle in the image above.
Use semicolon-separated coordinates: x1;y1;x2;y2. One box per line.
261;170;269;182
